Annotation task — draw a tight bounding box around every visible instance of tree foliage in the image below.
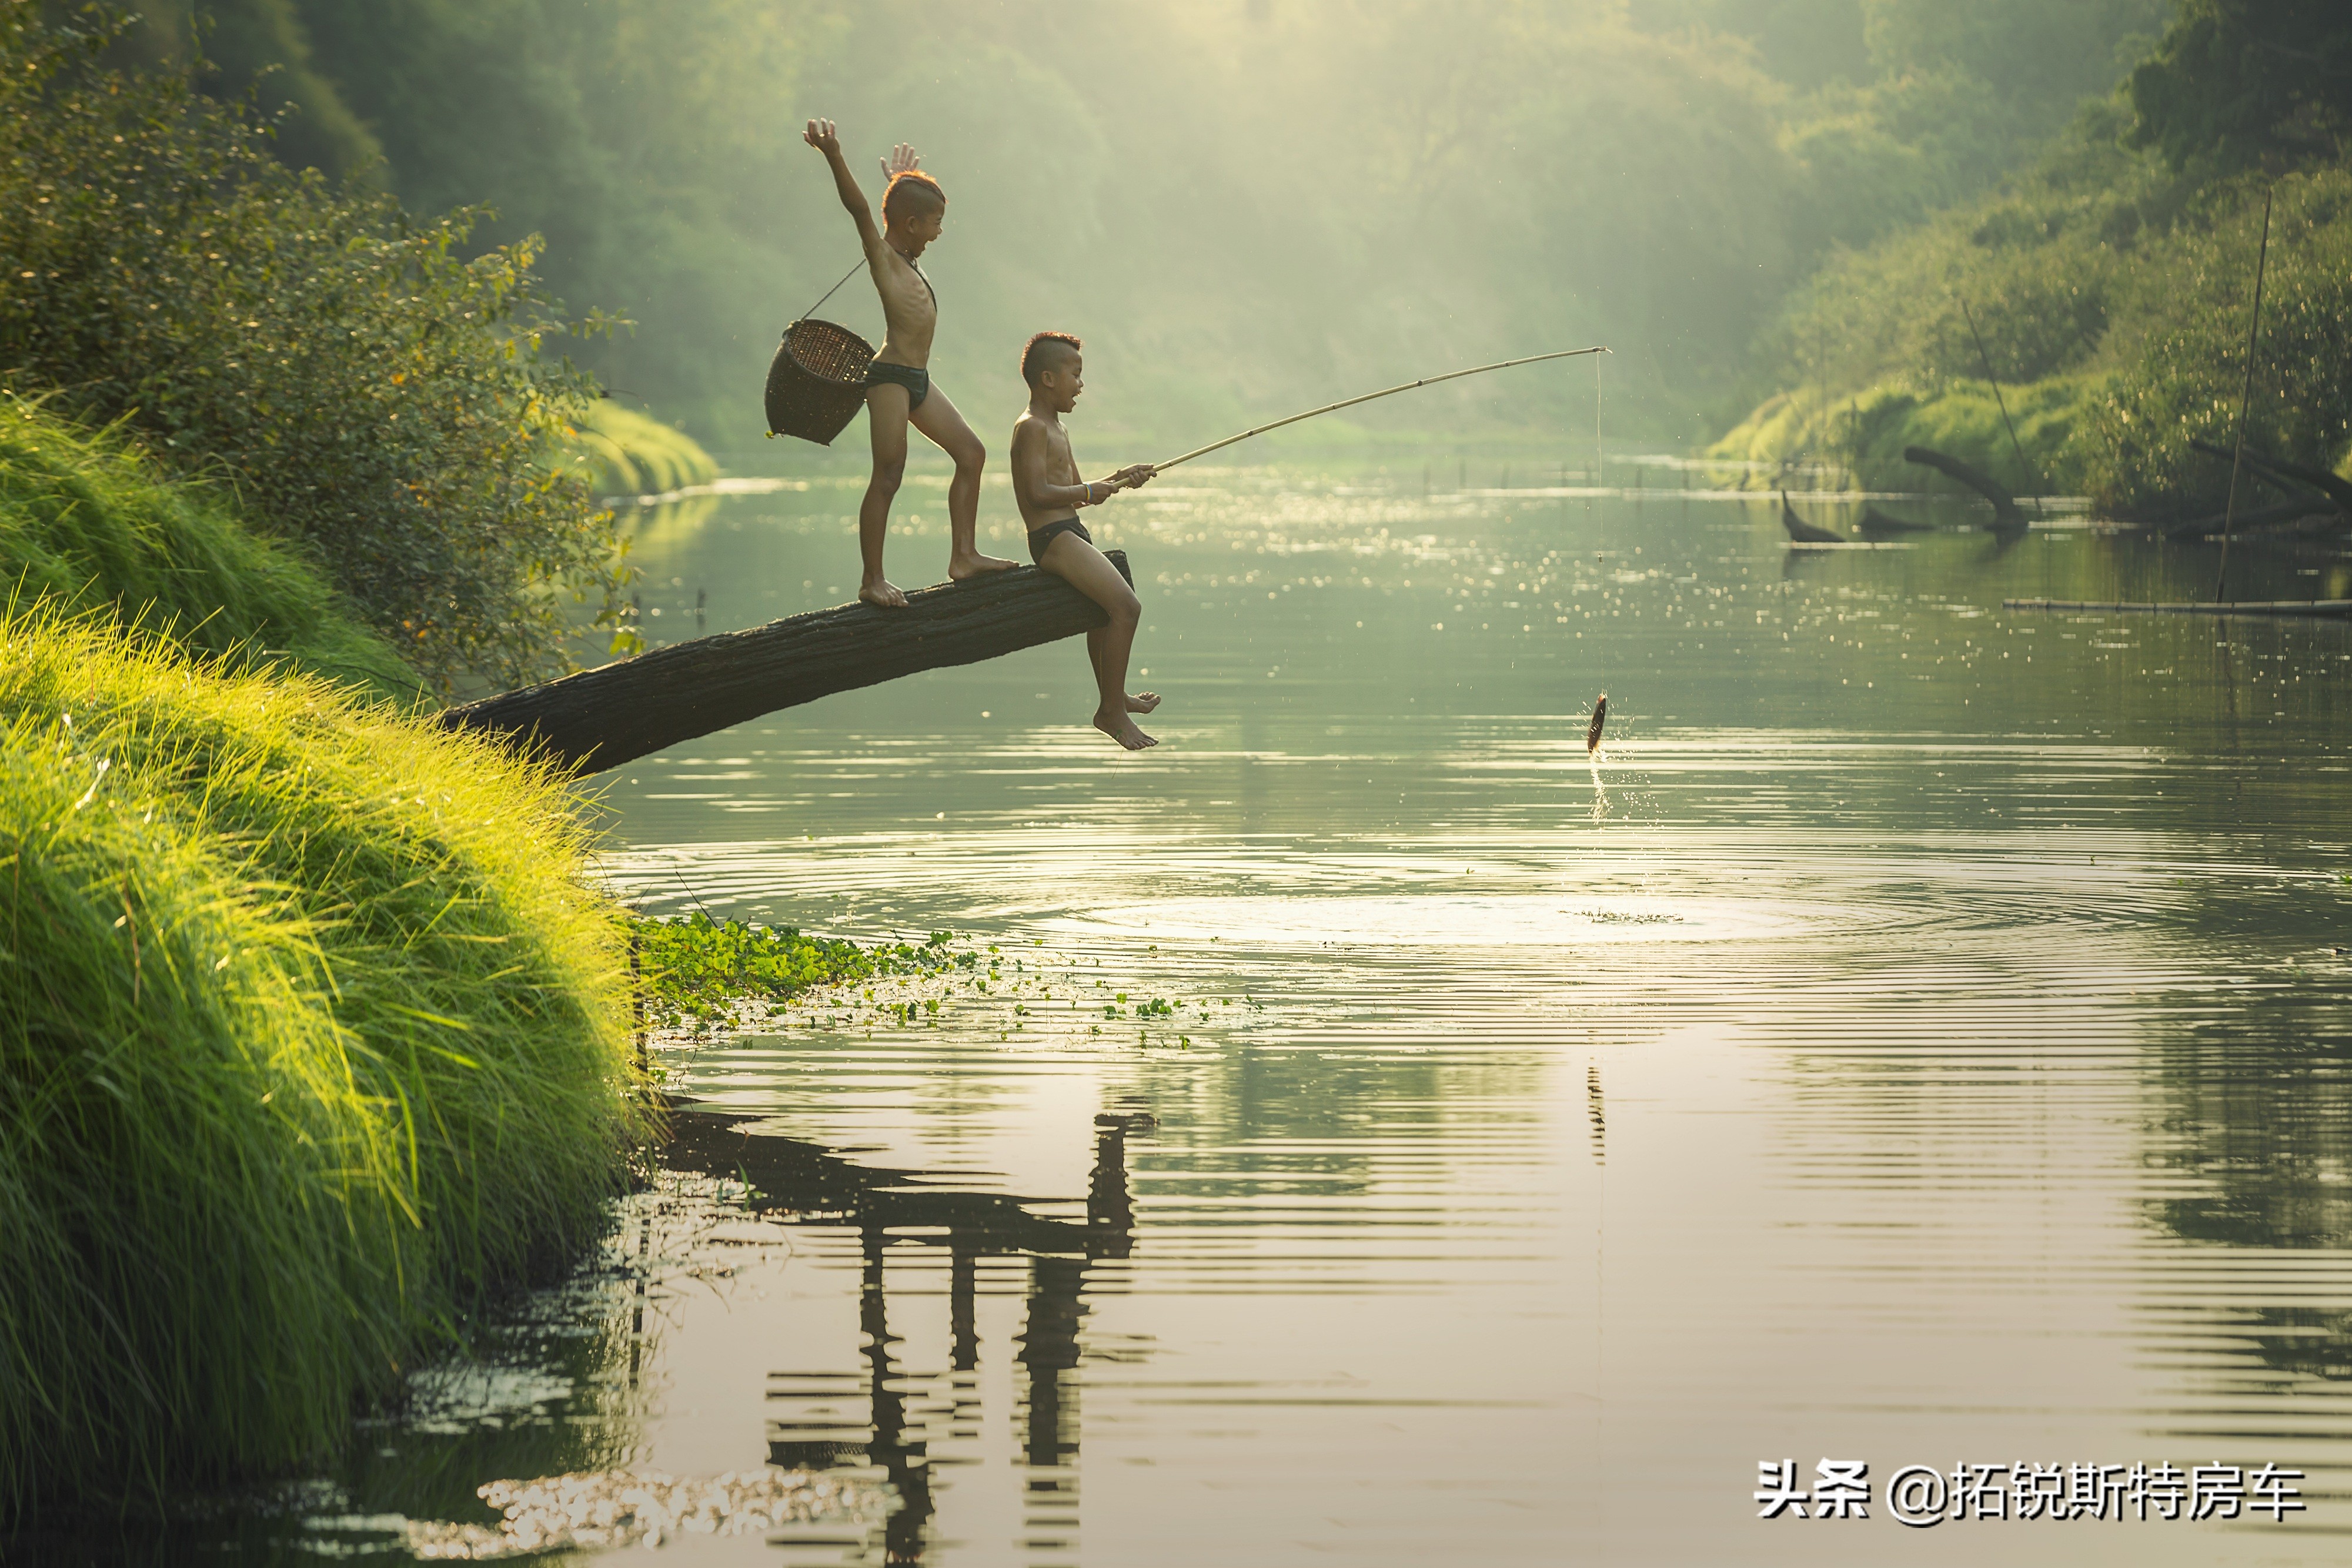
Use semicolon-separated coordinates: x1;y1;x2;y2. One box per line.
0;6;629;690
2130;0;2352;172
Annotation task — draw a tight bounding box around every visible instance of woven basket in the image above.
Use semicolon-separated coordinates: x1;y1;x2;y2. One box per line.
765;318;875;445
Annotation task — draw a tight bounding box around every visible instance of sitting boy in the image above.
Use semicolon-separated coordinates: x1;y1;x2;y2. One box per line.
803;118;1013;607
1008;332;1161;749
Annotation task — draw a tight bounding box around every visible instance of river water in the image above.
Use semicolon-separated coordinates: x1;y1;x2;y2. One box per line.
342;469;2352;1561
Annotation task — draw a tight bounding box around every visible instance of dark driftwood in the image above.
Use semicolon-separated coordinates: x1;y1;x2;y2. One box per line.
439;552;1133;774
1778;490;1843;543
1902;445;2027;530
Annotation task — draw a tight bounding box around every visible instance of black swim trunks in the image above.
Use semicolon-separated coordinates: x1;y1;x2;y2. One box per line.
1027;517;1090;565
864;359;930;409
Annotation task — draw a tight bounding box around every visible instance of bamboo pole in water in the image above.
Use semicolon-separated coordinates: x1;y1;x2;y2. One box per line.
2215;188;2275;604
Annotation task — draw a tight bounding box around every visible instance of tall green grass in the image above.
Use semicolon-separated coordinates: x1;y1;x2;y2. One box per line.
0;607;653;1518
0;393;419;698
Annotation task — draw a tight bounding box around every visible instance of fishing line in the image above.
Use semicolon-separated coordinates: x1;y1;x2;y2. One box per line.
1150;347;1611;473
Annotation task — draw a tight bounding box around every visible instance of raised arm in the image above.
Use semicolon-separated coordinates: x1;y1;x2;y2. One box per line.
804;118;882;256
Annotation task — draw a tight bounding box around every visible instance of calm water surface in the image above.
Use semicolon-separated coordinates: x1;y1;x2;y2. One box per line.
312;470;2352;1560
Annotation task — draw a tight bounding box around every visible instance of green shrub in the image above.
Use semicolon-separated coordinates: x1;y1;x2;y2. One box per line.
0;608;651;1516
0;8;629;690
0;392;416;697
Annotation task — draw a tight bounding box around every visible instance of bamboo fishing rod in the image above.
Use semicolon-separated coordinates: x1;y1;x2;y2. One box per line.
1150;346;1611;473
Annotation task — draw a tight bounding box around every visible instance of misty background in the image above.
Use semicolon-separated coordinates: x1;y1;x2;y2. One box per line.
152;0;2177;454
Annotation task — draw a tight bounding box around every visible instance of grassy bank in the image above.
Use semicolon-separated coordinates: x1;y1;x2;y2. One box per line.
0;394;419;697
1709;375;2110;497
0;607;652;1516
559;401;719;499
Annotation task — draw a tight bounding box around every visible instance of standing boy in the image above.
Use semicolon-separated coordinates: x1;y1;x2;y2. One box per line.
1009;332;1161;750
803;118;1013;607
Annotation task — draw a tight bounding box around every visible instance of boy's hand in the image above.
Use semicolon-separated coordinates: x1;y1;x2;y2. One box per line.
1114;463;1158;490
804;118;841;155
878;142;921;182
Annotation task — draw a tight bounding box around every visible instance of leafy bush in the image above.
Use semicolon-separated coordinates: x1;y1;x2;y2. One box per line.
0;392;417;696
0;606;650;1514
0;8;629;690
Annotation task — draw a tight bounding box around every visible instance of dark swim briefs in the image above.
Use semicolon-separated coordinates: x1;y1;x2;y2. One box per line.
1027;517;1090;565
864;359;930;409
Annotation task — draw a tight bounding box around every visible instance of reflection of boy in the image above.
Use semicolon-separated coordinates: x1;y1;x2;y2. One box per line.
1009;332;1160;750
803;117;1013;608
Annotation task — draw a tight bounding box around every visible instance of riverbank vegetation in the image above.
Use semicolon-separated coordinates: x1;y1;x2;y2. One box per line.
1714;2;2352;519
0;8;667;1520
0;608;652;1514
1;9;630;689
0;394;418;695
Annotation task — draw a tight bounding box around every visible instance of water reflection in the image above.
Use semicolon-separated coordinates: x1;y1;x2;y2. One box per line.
665;1109;1142;1563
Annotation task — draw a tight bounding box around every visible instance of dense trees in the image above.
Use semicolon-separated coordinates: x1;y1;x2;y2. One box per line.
0;10;627;687
2130;1;2352;171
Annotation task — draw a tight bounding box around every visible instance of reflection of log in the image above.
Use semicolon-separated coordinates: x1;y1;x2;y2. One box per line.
1857;505;1932;536
1902;446;2027;531
2163;497;2345;541
1778;490;1843;543
439;553;1134;774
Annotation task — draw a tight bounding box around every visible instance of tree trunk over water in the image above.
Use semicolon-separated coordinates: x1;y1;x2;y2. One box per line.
1902;445;2027;530
438;552;1132;774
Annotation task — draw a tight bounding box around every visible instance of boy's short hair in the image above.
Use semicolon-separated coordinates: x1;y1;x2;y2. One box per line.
1021;330;1083;387
883;169;946;224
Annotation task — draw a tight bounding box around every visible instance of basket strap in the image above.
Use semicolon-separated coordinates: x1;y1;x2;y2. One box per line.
796;258;866;325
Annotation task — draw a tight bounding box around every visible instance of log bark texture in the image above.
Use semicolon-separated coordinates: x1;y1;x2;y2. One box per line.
438;552;1132;774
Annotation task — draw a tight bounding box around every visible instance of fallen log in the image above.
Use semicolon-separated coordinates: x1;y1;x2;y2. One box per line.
438;552;1134;774
2188;437;2352;512
1902;446;2027;531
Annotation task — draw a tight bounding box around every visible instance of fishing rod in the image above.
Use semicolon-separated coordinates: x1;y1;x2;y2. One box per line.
1150;346;1611;473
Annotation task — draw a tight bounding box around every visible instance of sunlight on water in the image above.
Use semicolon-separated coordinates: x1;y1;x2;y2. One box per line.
266;471;2352;1566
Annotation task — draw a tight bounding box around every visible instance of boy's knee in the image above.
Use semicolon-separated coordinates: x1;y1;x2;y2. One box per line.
870;455;906;492
1110;590;1141;626
955;443;986;476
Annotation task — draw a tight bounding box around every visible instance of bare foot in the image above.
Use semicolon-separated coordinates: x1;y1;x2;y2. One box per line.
858;574;908;609
948;550;1017;580
1094;708;1158;750
1125;692;1160;713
